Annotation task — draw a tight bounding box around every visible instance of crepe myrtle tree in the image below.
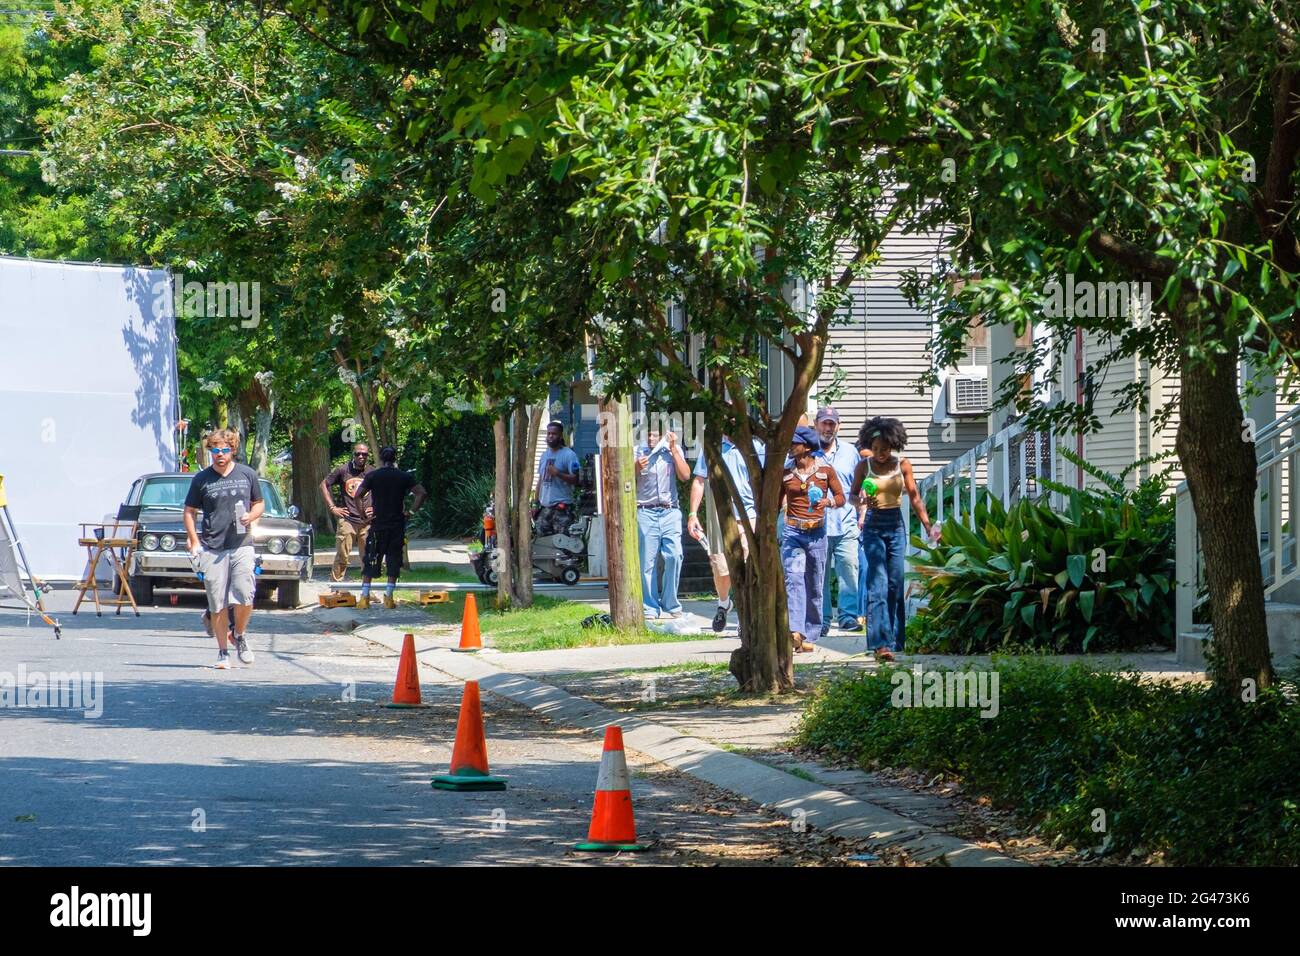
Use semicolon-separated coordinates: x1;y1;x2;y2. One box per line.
505;0;967;691
404;159;596;610
899;0;1300;694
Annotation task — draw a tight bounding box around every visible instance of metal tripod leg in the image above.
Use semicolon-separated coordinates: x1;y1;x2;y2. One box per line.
2;504;47;613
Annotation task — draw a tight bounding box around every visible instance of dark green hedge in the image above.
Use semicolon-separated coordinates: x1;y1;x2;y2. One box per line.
796;658;1300;865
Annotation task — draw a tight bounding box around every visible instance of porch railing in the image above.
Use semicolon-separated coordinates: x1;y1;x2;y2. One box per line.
906;412;1060;545
1175;404;1300;641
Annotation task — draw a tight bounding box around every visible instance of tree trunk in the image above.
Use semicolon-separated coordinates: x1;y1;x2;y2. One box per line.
250;400;274;474
716;490;793;693
291;404;332;530
599;394;645;628
493;403;543;609
711;328;824;692
492;412;516;608
1175;343;1274;693
227;402;246;456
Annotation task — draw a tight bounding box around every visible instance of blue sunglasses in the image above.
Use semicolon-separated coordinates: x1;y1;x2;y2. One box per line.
210;447;233;455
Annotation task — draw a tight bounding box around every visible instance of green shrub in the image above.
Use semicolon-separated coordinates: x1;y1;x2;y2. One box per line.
908;465;1175;653
796;658;1300;865
410;470;494;539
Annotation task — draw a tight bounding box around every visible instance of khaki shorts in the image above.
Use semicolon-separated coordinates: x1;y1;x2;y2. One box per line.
198;545;256;614
708;520;751;578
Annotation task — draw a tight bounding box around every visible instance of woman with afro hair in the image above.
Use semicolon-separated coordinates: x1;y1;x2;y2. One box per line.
849;417;935;661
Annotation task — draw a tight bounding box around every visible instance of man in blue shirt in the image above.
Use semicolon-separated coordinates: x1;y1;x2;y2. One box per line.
635;428;691;619
813;407;862;634
535;421;581;536
686;432;766;632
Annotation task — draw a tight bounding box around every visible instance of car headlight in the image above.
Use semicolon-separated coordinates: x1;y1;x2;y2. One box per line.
142;534;159;551
159;534;176;551
267;537;285;554
285;537;302;555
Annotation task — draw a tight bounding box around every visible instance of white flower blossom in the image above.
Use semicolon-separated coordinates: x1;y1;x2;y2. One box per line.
255;210;274;226
294;155;313;181
338;367;358;387
273;181;302;201
329;313;345;335
222;199;236;214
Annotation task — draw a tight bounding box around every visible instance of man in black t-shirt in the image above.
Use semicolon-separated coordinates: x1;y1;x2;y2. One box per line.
356;446;427;609
319;443;374;582
183;429;264;669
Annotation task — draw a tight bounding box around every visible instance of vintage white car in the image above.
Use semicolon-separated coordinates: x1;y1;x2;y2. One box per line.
117;473;313;608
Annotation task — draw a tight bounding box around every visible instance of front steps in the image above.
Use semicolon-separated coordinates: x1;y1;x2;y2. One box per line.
1176;602;1300;669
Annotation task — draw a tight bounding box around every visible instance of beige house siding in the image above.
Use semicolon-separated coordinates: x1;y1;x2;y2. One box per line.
813;228;984;480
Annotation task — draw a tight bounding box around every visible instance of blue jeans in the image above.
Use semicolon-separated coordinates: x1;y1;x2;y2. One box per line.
781;524;828;640
860;508;907;651
637;507;683;615
821;523;861;636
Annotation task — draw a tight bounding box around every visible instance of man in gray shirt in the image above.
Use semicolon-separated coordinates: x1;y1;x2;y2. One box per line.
635;428;691;619
183;429;263;669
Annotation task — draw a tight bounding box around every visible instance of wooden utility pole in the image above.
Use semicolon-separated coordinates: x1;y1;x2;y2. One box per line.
599;393;644;628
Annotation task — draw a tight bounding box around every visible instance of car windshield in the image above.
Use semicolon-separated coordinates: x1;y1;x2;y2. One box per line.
136;477;289;517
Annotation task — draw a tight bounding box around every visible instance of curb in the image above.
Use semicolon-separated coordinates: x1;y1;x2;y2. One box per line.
353;623;1023;867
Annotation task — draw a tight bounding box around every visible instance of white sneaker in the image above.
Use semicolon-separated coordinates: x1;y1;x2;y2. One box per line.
215;650;231;670
233;635;254;665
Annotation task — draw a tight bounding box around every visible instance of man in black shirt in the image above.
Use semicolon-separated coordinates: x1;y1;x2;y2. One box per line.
183;429;264;669
356;446;427;609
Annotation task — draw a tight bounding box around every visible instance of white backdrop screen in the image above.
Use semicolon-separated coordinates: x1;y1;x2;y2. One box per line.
0;257;178;578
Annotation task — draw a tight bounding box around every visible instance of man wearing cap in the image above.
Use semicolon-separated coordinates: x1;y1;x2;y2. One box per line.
635;428;692;619
813;407;862;634
779;424;845;652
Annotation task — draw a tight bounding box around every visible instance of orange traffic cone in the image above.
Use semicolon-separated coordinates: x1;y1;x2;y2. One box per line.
431;681;507;791
380;633;427;709
575;726;648;851
452;593;482;652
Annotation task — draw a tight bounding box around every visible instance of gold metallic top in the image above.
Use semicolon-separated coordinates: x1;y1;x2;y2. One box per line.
864;458;904;510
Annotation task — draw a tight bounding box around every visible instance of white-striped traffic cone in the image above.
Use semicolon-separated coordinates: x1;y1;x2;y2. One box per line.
574;726;649;852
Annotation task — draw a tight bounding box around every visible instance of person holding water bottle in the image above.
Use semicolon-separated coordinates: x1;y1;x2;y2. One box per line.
780;425;845;653
183;429;264;669
850;417;936;661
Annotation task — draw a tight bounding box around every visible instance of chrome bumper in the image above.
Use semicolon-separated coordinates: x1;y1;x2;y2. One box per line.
130;552;310;580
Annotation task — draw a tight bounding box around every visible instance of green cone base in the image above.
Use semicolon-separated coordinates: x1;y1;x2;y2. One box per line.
574;841;650;852
431;772;507;791
449;647;480;654
380;701;431;709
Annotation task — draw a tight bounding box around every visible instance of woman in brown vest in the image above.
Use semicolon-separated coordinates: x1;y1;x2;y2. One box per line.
780;425;845;652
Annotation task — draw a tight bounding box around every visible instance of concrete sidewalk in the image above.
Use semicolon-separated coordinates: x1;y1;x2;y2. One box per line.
351;623;1021;866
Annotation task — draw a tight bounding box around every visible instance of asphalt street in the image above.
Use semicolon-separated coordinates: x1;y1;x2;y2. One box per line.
0;589;855;866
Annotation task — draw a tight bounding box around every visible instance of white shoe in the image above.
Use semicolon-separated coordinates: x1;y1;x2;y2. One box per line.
233;635;254;665
215;650;231;670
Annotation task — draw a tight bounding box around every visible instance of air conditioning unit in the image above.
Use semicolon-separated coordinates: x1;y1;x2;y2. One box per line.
947;373;990;416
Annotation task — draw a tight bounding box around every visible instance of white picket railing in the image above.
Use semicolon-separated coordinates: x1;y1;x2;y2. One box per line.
1174;405;1300;640
906;413;1061;547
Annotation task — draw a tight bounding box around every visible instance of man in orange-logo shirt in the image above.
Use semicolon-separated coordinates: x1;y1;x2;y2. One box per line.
320;443;374;582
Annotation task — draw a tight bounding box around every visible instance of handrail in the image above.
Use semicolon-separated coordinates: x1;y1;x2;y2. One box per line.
1175;403;1300;644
